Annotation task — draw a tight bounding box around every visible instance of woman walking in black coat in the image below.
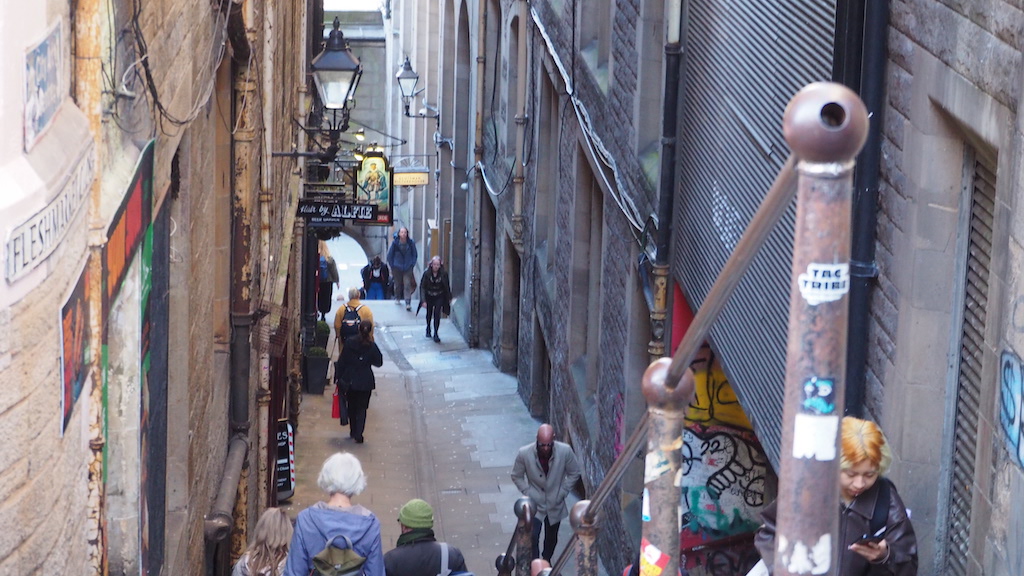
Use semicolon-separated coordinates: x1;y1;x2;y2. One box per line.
336;321;383;443
419;256;451;343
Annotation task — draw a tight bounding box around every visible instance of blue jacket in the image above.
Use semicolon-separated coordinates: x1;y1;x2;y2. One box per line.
284;502;384;576
387;238;418;272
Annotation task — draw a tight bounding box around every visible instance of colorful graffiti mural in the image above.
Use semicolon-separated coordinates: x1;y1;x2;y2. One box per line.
1000;350;1024;469
680;350;771;576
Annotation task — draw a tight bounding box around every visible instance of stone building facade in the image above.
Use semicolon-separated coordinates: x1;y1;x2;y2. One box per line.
396;0;1024;574
0;0;308;574
874;3;1024;574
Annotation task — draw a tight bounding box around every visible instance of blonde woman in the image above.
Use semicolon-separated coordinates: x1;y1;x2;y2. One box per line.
754;417;918;575
317;240;340;320
232;507;293;576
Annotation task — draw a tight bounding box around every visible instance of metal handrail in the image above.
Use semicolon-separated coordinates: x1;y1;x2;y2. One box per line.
514;82;867;576
538;155;798;576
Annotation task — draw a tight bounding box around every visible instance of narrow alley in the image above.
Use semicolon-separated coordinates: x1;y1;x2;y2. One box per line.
281;235;578;573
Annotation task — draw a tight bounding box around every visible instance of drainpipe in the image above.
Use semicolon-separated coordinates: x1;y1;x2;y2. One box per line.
207;29;257;544
75;0;106;572
650;0;685;362
204;435;250;540
468;1;487;348
510;0;528;251
843;0;888;417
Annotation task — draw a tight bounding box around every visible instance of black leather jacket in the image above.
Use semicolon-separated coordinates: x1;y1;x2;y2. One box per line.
754;478;918;575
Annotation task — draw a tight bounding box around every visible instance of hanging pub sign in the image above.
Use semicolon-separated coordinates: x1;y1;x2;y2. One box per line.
354;151;393;226
298;151;393;226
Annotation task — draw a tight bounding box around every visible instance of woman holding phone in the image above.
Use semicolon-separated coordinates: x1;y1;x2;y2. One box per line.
753;416;918;575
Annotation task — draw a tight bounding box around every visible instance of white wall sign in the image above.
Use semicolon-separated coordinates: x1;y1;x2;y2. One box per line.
4;147;95;283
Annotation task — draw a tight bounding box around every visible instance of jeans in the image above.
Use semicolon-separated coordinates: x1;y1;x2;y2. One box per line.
366;283;384;300
531;517;561;562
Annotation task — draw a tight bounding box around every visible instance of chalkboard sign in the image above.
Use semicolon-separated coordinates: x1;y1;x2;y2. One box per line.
276;419;295;501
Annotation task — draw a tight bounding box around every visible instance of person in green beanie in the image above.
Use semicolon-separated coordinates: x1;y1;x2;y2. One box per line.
383;499;469;576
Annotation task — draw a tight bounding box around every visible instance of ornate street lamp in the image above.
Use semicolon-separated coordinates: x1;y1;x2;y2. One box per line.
395;56;422;117
312;17;363;132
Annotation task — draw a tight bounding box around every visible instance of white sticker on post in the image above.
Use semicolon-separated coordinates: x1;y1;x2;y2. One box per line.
798;262;849;305
792;413;839;461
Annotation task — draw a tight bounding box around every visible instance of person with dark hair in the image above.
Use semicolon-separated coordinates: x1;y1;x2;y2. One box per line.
419;256;451;343
361;256;391;300
335;320;383;444
753;417;918;575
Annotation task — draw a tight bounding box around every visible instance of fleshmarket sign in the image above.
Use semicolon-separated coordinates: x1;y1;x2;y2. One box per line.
5;145;95;283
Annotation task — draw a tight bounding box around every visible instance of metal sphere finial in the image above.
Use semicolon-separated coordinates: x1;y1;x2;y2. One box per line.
782;82;869;163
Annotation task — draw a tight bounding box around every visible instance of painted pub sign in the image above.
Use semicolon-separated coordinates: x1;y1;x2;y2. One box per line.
299;152;393;227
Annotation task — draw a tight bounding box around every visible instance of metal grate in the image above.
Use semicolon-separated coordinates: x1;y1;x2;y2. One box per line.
945;148;996;575
672;0;837;469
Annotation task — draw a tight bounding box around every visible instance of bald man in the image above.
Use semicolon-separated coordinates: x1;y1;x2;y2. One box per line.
510;423;581;562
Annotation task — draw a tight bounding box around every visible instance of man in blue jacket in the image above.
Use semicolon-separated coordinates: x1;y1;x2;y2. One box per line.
386;227;418;311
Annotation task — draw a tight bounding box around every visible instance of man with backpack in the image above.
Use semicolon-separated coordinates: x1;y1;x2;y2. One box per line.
383;499;470;576
387;227;418;311
334;287;374;358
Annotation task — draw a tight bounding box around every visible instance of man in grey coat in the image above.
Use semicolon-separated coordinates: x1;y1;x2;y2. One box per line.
510;423;582;562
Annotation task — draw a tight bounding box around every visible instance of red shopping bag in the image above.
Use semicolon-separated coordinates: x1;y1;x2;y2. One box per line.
332;387;341;419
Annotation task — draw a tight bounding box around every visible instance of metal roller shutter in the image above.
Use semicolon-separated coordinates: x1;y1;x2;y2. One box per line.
673;0;837;469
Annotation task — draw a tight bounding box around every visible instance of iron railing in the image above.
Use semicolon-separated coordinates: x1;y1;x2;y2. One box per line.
495;83;868;576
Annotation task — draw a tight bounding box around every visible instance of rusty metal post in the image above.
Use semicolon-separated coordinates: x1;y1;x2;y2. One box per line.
773;82;868;576
640;358;695;576
569;501;599;576
512;497;534;576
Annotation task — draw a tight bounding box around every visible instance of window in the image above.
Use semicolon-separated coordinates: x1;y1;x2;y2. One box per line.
943;143;997;575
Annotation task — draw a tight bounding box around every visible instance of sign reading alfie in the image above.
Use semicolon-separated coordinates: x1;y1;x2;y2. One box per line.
298;152;393;226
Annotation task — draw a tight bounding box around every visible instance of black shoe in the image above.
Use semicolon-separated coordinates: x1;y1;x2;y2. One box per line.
433;334;440;343
426;327;432;338
354;437;365;444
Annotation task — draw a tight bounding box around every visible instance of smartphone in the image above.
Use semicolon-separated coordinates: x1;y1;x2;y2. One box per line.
855;526;887;545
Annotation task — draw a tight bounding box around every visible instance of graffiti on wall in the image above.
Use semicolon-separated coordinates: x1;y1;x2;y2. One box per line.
679;350;770;576
59;260;91;435
1000;350;1024;469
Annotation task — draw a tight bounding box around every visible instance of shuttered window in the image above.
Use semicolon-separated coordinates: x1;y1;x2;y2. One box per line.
944;146;997;575
672;0;836;468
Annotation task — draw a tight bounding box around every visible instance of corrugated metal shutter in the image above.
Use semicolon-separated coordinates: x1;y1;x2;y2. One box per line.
673;0;837;469
944;147;996;575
